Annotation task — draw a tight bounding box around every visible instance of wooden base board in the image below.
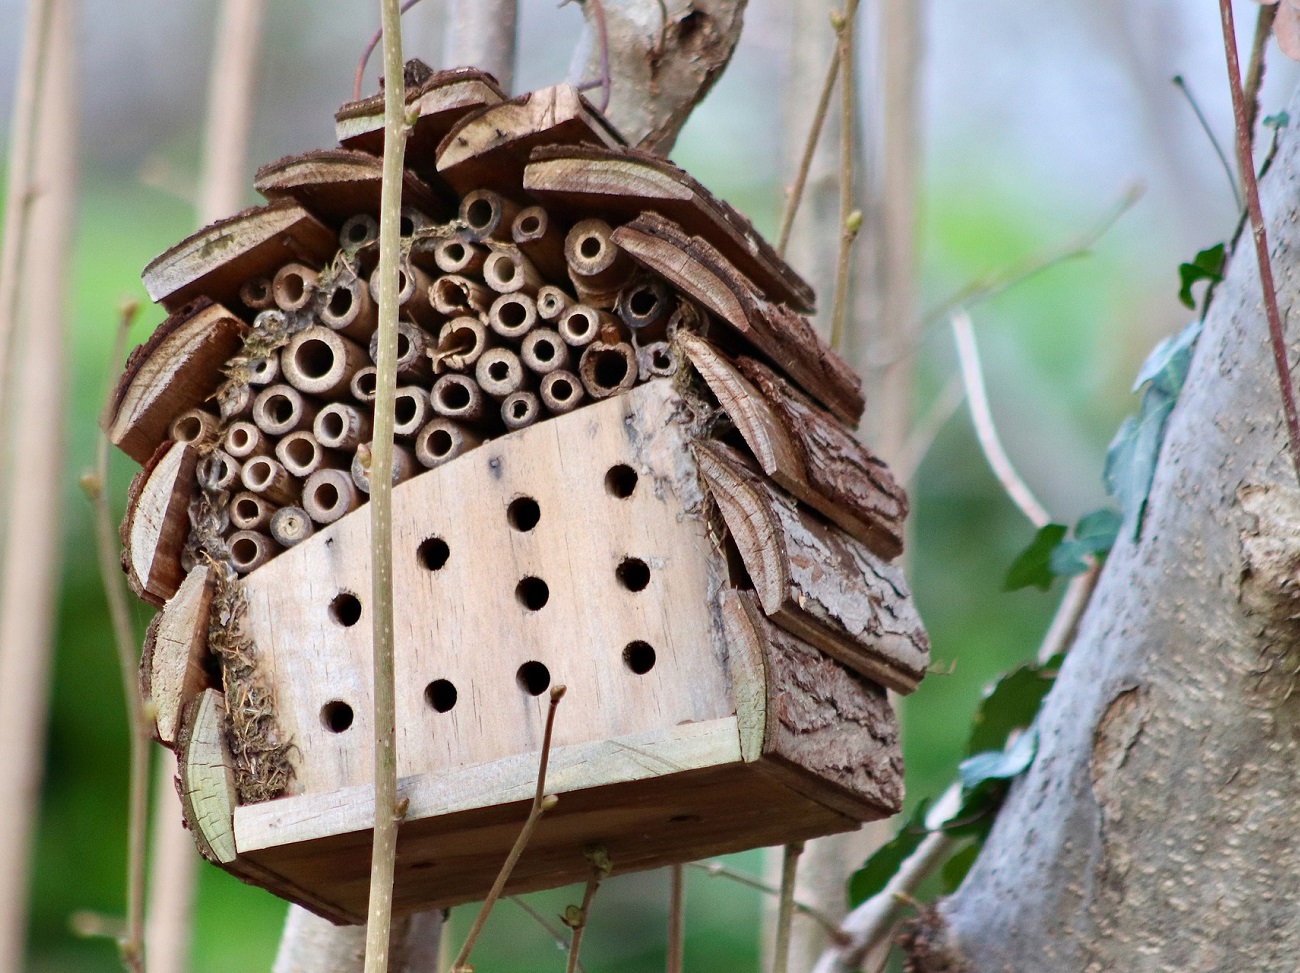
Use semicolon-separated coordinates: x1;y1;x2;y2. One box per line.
234;748;872;924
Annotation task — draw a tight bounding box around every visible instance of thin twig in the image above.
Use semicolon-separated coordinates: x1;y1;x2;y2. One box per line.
829;1;861;352
666;864;684;973
353;0;427;102
564;848;610;973
1038;563;1100;665
1244;2;1278;137
776;44;841;257
1218;0;1300;486
950;310;1052;528
771;842;804;973
452;686;566;971
920;183;1142;332
565;0;612;111
686;862;847;942
508;897;587;973
895;375;965;484
80;302;148;973
363;1;410;970
1172;75;1242;210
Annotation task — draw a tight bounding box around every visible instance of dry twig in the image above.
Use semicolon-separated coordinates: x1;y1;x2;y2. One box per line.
667;864;685;973
828;2;861;352
1244;2;1279;135
564;847;610;973
508;897;587;973
771;841;804;973
687;862;846;941
776;42;841;257
1218;0;1300;485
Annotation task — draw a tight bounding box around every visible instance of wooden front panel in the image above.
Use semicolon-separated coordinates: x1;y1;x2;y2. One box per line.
239;380;733;797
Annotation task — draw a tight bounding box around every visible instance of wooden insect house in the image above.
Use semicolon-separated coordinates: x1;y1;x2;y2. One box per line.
106;64;930;924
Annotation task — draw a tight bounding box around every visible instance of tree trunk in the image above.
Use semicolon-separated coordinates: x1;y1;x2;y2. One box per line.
907;83;1300;972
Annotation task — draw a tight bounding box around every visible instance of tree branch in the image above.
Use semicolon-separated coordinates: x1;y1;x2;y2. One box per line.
567;0;749;153
443;0;518;92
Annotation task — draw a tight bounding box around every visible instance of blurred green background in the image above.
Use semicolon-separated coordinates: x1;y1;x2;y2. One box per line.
6;0;1291;969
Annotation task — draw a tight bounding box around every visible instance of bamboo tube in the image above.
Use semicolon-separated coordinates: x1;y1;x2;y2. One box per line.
275;430;337;479
350;442;415;494
320;274;378;342
272;262;319;312
414;417;482;469
393;385;432;441
511;205;568;281
487;292;538;343
370;256;437;327
432;238;486;276
302;467;361;525
400;205;434;239
565;219;636;308
483;244;543;295
579;341;638;399
314;402;372;451
283;326;369;399
616;278;674;339
460;189;520;243
475;347;526;398
223;421;269;460
168;408;221;449
637;340;679;380
228;529;279;574
558;304;614;348
539;369;585;415
253;384;318;437
520;327;570;375
239;275;274;309
340;213;379;251
230;491;276;531
351;366;378;404
240;455;300;506
501;390;541;431
253;306;287;333
430;273;492;317
370;319;434;382
269;506;314;547
536;284;575;322
430;316;488;373
196;449;241;492
247;351;281;386
218;382;254;421
430;373;486;423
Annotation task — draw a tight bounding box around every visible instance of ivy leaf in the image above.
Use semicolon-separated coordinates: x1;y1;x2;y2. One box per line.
1003;524;1067;591
1263;111;1290;130
1048;508;1122;576
958;728;1038;791
967;660;1059;755
847;801;929;907
1177;244;1225;310
1132;319;1202;397
940;843;980;894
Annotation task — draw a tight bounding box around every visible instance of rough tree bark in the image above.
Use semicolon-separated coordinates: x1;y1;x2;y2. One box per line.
567;0;748;153
442;0;517;93
907;82;1300;973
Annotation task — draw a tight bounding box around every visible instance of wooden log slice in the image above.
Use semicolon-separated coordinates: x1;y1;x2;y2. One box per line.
121;440;199;607
253;148;447;226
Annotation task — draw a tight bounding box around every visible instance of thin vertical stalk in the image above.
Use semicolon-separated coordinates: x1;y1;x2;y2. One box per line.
777;45;842;259
666;864;685;973
82;304;149;973
829;0;860;352
1218;0;1300;484
771;842;803;973
363;0;409;969
1244;2;1278;136
564;848;609;973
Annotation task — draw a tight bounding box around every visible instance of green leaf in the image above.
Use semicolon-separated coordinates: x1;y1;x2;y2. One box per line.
1132;319;1202;397
1004;524;1068;591
958;728;1038;791
1104;394;1173;539
1264;111;1290;130
940;843;980;894
967;663;1058;755
1048;508;1122;576
847;802;929;907
1177;244;1225;310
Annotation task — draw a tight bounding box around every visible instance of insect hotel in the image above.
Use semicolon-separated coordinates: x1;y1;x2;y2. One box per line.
106;63;929;924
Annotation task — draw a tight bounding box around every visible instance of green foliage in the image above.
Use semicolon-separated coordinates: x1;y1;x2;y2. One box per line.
1177;243;1225;310
966;656;1061;755
940;844;980;894
1104;320;1202;538
1003;524;1067;591
1263;111;1291;131
847;802;930;907
1004;509;1119;591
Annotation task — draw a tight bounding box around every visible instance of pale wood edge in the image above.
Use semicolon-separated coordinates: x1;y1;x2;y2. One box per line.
720;589;768;763
122;440;197;608
177;689;238;864
334;72;507;145
143;564;216;746
234;716;744;853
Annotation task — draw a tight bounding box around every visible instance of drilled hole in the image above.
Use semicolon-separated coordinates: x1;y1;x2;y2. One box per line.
296;339;335;380
617;557;651;592
592;349;629;388
467;198;493;228
516;661;551;696
321;700;354;733
580;236;601;259
605;464;638;498
623;641;656;674
508;497;540;532
425;679;458;713
419;537;449;570
516;577;549;611
330;592;362;627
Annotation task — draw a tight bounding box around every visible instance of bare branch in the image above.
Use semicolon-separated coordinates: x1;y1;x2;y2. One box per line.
772;842;805;973
443;0;518;93
667;865;685;973
567;0;749;153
